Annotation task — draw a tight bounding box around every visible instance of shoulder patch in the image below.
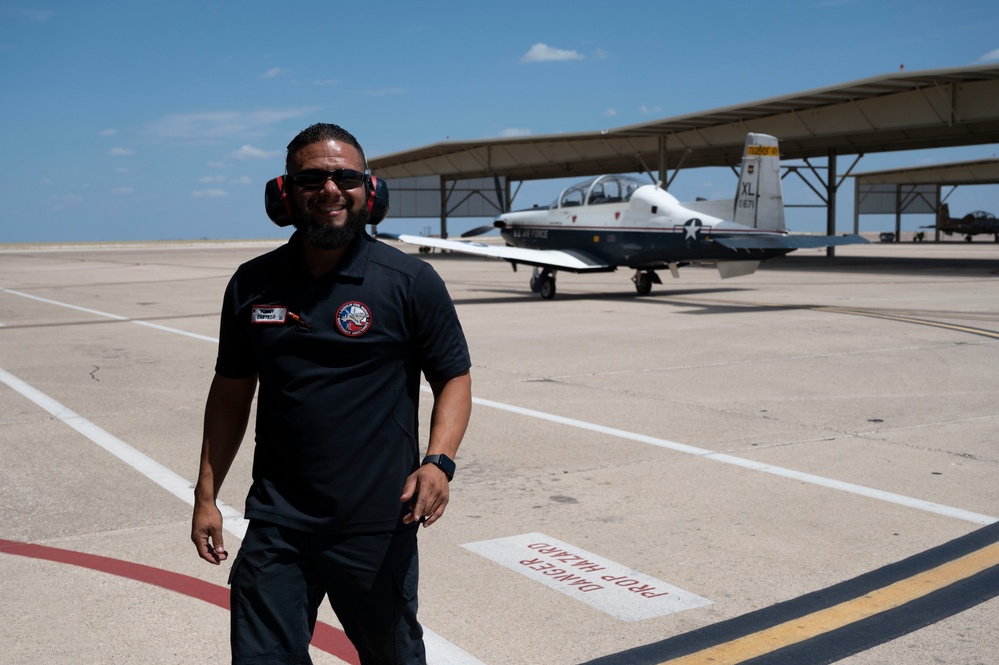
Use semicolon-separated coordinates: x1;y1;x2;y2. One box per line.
335;301;372;337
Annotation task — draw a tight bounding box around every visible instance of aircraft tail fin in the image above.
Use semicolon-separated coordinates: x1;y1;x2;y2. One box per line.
733;133;785;232
937;203;951;228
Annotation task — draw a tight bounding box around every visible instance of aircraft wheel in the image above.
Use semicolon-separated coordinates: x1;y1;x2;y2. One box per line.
634;272;653;296
539;275;556;300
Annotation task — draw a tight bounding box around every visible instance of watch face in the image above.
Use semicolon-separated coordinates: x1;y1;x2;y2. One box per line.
426;454;455;480
439;455;455;478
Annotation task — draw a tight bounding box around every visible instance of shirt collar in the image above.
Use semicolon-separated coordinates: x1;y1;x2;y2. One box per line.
285;229;374;282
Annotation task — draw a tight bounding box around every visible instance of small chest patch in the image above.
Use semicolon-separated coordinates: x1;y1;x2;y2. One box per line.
335;301;372;337
251;306;287;324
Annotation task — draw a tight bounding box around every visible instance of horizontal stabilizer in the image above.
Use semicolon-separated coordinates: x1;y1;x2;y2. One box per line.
393;235;613;272
714;234;868;250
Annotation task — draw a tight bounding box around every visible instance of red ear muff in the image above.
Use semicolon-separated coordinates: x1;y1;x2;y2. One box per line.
367;175;390;225
264;175;293;227
266;173;388;227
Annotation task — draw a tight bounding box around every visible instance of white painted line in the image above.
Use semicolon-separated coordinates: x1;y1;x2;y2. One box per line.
1;288;219;343
470;396;999;526
2;288;128;319
0;364;481;663
422;630;486;665
5;289;996;529
1;288;487;663
131;319;220;343
464;533;711;621
0;366;247;538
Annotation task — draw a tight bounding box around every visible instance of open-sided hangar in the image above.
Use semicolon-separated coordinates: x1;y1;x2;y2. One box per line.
369;64;999;248
852;158;999;241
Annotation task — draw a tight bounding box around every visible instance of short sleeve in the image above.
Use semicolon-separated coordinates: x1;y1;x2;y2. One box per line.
214;273;258;379
411;264;471;383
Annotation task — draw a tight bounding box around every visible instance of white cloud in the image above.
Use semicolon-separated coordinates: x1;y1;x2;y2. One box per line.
199;175;254;185
499;128;532;137
108;147;135;156
19;9;55;21
639;105;662;115
50;194;83;210
979;48;999;62
229;144;281;160
358;87;406;96
112;187;134;195
191;189;228;198
603;108;618;117
207;161;226;169
263;67;284;79
144;108;318;143
99;128;117;136
521;43;584;63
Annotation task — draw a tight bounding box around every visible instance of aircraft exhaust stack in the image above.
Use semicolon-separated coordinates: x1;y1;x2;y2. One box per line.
733;133;785;232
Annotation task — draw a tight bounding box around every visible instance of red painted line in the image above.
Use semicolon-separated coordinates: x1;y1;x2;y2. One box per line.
0;538;359;664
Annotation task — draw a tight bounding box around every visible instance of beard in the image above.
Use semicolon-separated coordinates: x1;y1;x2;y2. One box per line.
293;202;370;250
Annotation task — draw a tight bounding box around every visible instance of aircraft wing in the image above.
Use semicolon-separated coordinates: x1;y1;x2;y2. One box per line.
388;234;614;273
713;233;869;250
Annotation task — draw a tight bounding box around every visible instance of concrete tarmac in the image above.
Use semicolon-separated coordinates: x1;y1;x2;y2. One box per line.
1;238;997;664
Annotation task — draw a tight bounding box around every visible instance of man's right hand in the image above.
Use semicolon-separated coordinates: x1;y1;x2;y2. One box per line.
191;501;228;565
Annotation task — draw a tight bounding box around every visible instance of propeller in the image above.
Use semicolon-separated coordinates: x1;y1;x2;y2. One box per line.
460;225;496;238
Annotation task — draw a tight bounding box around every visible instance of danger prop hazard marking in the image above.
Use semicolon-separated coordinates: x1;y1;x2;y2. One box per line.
462;532;711;621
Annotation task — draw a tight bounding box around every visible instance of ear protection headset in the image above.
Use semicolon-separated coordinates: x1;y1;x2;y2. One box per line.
264;172;389;227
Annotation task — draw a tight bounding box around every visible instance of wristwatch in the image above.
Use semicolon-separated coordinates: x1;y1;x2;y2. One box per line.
422;454;455;482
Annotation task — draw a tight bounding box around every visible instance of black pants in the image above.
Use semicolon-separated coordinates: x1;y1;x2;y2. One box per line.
229;521;425;665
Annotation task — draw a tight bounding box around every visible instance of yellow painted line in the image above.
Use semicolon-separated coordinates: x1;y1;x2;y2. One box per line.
661;541;999;665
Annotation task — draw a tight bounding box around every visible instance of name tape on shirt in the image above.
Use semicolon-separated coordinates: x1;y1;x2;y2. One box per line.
251;306;288;324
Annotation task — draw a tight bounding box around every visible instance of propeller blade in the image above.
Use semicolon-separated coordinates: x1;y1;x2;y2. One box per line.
461;225;495;238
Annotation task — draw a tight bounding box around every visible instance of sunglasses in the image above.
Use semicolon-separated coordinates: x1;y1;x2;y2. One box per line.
289;169;368;190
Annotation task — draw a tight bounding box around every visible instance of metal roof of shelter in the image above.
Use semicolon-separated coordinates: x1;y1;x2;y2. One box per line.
369;64;999;182
853;158;999;186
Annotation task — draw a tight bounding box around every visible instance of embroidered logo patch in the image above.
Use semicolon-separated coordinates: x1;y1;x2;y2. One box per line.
335;301;372;337
251;306;287;324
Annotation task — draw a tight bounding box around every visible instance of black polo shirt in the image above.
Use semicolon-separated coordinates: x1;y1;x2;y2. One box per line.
215;231;470;533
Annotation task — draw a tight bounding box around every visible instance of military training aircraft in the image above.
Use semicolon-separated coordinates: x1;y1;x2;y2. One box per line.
924;203;999;242
385;133;867;299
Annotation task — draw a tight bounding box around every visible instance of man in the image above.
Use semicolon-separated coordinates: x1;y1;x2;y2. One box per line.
191;122;472;665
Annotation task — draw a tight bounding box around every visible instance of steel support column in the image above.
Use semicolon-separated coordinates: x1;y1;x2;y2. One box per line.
439;175;448;239
827;149;837;257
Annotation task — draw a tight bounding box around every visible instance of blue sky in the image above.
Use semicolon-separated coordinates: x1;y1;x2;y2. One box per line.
2;0;998;243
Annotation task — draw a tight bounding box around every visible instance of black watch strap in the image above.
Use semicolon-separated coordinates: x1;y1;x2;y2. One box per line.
422;454;455;482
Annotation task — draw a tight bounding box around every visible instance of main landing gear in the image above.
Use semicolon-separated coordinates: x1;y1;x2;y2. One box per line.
530;267;557;300
631;270;662;296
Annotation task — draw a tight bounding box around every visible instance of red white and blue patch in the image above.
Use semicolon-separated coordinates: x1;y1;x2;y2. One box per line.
335;301;372;337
